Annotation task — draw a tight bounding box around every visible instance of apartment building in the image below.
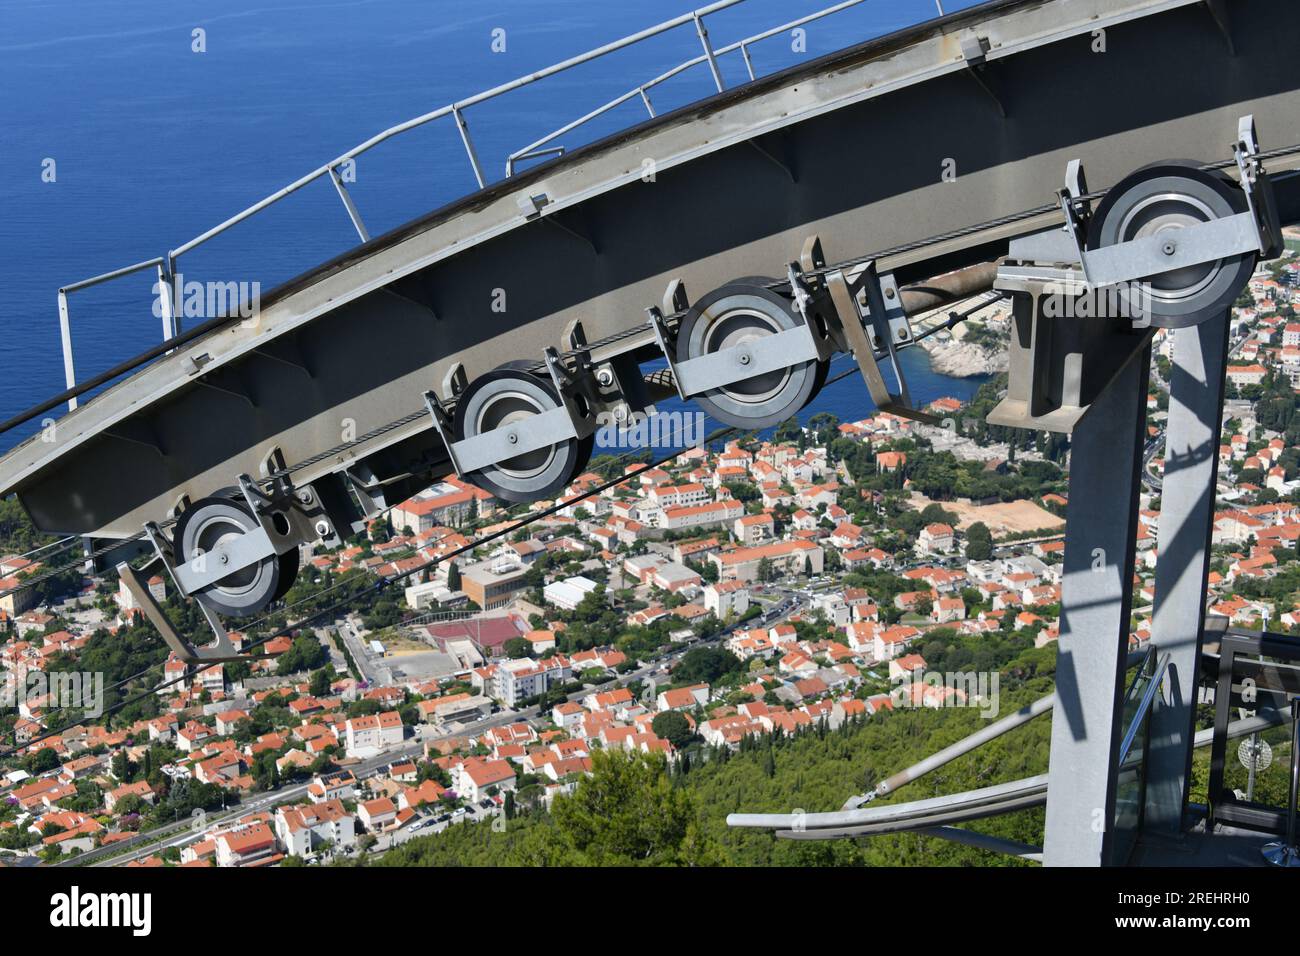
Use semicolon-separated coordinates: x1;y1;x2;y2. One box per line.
344;710;404;757
710;539;823;583
276;799;357;857
493;656;572;707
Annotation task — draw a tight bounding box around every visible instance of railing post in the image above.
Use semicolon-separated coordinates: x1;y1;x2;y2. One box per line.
740;42;756;81
639;87;656;118
693;13;726;92
156;260;178;342
56;289;78;411
453;106;487;190
329;164;372;243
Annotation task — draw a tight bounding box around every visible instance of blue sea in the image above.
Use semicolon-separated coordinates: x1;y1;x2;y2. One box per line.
0;0;986;453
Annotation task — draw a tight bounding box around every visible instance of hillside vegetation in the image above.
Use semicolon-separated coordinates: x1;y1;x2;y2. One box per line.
368;644;1058;868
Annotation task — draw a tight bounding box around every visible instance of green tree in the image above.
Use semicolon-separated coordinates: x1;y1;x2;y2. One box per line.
309;667;333;698
277;635;329;676
674;646;743;686
965;521;994;561
651;710;694;749
549;751;720;865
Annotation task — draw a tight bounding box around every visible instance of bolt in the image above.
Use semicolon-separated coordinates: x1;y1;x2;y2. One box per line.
296;489;312;503
1162;241;1177;256
218;553;229;565
507;433;518;444
738;353;751;366
884;287;896;300
596;368;614;387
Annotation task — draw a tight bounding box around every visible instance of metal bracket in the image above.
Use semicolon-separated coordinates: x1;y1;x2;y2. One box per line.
172;521;278;596
118;560;249;664
160;472;313;598
1085;211;1262;288
822;263;940;425
1233;114;1284;259
423;390;466;475
960;34;1006;118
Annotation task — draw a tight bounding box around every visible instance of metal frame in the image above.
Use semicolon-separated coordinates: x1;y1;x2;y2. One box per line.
988;119;1279;434
1207;626;1300;834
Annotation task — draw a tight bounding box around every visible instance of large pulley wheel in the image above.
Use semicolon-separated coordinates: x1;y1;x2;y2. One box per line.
452;362;593;504
1087;162;1254;329
173;496;299;618
676;279;827;429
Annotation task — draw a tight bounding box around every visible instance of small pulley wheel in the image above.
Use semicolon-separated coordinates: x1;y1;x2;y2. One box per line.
675;278;826;429
452;361;592;504
173;496;298;618
1086;162;1254;328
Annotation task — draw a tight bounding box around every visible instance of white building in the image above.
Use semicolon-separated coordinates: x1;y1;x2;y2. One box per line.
493;656;572;707
344;710;405;757
704;581;750;619
544;575;600;610
276;800;356;857
455;758;518;802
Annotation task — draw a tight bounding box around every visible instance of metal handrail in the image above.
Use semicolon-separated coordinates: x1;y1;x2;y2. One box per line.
50;0;915;412
504;0;879;176
1117;649;1169;768
727;707;1287;837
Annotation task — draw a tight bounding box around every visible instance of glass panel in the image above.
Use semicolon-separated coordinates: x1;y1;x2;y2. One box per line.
1111;650;1164;865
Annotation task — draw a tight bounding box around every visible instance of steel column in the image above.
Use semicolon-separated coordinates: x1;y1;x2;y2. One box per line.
1043;341;1151;866
1145;313;1230;833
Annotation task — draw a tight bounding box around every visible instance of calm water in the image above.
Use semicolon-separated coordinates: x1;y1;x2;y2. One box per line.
0;0;984;452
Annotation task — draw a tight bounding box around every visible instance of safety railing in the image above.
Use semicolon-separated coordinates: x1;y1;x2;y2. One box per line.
505;0;884;177
51;0;950;413
1206;625;1300;835
1111;647;1169;865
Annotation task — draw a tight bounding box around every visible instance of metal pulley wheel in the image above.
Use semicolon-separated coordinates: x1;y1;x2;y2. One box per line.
173;495;299;618
1086;162;1255;328
675;278;827;429
452;361;593;504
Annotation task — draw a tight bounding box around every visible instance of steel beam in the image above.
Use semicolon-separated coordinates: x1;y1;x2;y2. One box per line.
1042;341;1151;866
1145;313;1230;833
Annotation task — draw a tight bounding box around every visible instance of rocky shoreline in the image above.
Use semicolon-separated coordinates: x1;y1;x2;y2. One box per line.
919;335;1008;378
